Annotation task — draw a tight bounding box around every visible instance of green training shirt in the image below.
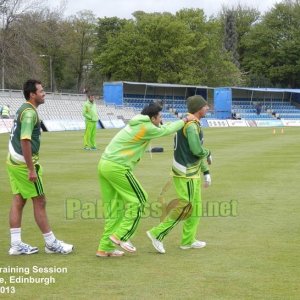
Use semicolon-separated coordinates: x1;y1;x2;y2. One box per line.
101;114;185;170
8;102;41;166
172;120;210;178
83;100;98;122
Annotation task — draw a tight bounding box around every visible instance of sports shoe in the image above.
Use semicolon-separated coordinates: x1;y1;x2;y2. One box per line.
96;249;124;257
8;242;39;255
180;240;206;250
90;147;98;151
45;239;73;254
83;147;90;150
146;231;165;254
109;235;136;253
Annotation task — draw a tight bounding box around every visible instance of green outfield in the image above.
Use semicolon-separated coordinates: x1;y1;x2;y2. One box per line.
0;127;299;299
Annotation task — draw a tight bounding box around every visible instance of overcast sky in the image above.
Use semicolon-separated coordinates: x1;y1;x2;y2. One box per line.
48;0;281;19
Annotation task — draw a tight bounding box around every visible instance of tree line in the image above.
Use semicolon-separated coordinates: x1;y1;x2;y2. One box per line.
1;0;300;94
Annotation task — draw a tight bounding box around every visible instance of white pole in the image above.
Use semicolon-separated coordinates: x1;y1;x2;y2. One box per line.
49;56;53;92
1;60;4;90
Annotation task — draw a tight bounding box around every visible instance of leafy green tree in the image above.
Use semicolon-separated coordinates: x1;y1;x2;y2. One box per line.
94;10;242;86
133;11;193;83
176;8;242;86
242;0;300;87
223;10;239;67
92;16;129;89
95;16;128;53
94;12;193;83
234;5;260;68
219;4;260;72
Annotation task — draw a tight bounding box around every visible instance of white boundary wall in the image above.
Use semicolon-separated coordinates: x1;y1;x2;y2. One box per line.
1;118;300;134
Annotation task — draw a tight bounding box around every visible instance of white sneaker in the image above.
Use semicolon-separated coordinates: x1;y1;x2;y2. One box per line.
45;239;73;254
146;231;165;254
109;235;136;253
180;240;206;250
96;249;124;257
9;242;39;255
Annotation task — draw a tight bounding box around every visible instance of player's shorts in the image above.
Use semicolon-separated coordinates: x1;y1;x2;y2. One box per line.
7;163;44;200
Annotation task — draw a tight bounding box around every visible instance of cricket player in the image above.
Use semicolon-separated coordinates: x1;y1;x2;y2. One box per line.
96;102;197;257
82;94;98;150
7;79;73;255
147;95;212;254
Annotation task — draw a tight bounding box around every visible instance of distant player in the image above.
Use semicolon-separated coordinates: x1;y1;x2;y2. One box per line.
7;79;73;255
96;102;197;257
82;94;98;150
147;95;212;253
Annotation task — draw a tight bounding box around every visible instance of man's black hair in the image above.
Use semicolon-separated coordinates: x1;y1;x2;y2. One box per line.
141;103;162;119
23;79;42;100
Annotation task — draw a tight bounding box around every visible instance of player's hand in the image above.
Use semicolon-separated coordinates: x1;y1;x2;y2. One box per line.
207;152;212;165
28;169;37;182
203;174;211;188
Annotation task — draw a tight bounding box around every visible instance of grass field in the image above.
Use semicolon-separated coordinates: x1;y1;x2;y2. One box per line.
0;127;300;299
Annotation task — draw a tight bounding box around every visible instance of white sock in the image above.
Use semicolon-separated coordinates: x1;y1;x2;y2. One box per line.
43;231;56;245
10;228;21;246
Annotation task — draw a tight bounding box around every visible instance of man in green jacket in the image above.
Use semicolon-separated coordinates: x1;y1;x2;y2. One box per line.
82;94;98;150
147;95;212;254
96;102;197;257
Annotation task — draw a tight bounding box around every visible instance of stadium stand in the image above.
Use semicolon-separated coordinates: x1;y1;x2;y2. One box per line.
0;90;138;131
103;81;213;121
0;91;137;120
231;99;300;120
123;94;184;122
1;85;300;132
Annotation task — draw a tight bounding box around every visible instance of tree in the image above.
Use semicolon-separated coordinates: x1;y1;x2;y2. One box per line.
67;10;97;92
93;10;242;86
132;11;193;83
223;10;239;67
94;12;194;83
95;16;128;53
25;8;69;91
219;4;260;72
92;16;128;89
242;0;300;87
176;8;242;86
0;0;45;89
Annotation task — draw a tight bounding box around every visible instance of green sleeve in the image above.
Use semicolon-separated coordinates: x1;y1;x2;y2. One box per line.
20;109;37;140
144;120;184;139
186;123;210;159
200;159;209;173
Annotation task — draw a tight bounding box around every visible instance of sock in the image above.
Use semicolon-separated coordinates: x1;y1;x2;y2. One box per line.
43;231;56;245
10;228;21;246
